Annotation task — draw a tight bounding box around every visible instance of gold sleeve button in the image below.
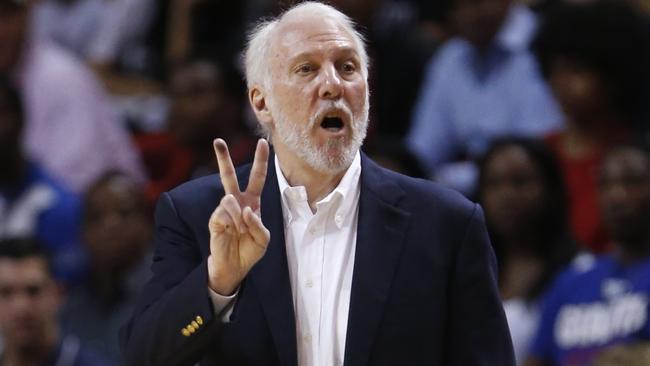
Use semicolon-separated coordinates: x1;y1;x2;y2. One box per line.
196;316;203;325
181;328;191;337
187;325;196;333
191;321;199;328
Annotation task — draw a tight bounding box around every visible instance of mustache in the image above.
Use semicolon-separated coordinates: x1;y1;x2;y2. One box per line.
309;100;353;128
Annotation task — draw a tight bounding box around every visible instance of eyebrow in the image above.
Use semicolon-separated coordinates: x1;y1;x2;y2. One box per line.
289;47;360;63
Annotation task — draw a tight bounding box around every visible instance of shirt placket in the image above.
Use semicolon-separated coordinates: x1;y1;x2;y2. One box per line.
305;209;326;366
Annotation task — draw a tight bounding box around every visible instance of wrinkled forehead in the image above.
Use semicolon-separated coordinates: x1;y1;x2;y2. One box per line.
271;13;361;62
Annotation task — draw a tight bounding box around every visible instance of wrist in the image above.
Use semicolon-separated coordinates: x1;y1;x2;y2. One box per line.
207;256;240;296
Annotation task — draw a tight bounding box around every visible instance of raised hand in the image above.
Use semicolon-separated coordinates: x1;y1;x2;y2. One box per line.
207;138;270;295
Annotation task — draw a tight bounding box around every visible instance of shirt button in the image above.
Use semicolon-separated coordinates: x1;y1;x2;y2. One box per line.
303;333;312;343
309;227;316;235
335;214;343;225
305;279;313;288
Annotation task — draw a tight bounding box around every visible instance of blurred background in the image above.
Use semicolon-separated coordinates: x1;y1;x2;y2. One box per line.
0;0;648;365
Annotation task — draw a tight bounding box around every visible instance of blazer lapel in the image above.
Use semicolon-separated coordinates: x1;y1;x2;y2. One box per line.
248;153;298;366
344;155;411;366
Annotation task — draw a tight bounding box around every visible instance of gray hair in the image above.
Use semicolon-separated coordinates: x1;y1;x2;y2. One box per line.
244;1;369;92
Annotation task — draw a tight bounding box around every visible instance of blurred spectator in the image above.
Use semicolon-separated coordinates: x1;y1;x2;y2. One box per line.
0;238;111;366
533;1;648;252
329;0;440;139
0;78;85;285
0;0;144;192
32;0;156;75
363;138;427;178
136;59;255;205
146;0;246;78
60;172;151;363
524;145;650;366
478;138;577;364
407;0;562;193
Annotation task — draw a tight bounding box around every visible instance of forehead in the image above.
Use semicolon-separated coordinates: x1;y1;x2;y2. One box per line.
87;179;141;210
0;257;49;283
273;14;359;60
488;145;535;169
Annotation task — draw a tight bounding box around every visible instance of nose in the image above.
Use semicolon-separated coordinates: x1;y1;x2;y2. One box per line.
318;64;343;100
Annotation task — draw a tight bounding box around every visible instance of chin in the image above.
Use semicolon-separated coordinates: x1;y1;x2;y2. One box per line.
321;147;357;173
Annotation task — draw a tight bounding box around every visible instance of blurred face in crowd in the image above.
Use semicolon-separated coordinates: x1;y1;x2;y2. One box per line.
451;0;511;50
0;257;61;352
256;12;369;174
83;175;151;273
482;145;546;240
168;63;239;147
599;147;650;247
548;56;611;125
0;2;30;74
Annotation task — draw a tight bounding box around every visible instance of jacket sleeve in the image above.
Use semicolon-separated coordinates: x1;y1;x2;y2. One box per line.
446;204;515;366
120;192;222;366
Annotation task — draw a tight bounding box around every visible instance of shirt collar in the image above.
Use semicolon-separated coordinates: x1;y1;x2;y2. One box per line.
275;151;362;229
494;4;538;53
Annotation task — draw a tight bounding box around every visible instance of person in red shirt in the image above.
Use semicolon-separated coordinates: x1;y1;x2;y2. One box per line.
532;1;647;252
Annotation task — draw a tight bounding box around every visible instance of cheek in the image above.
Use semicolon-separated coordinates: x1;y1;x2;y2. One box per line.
348;84;368;115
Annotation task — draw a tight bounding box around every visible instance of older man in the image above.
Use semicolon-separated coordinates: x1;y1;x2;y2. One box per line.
121;2;514;365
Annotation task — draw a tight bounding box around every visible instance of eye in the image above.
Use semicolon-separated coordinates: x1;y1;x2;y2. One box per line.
341;61;356;74
295;63;314;75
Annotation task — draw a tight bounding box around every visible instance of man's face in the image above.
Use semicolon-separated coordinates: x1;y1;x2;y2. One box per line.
0;257;61;350
263;14;369;174
168;64;236;146
0;3;29;73
599;148;650;244
83;177;151;272
481;145;546;239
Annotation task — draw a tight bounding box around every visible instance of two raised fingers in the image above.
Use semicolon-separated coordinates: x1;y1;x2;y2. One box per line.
213;138;269;198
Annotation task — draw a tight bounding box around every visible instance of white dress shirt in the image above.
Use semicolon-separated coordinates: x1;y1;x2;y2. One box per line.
209;151;361;366
276;152;361;366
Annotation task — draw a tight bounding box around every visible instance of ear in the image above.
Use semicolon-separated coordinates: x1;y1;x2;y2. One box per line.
248;86;274;130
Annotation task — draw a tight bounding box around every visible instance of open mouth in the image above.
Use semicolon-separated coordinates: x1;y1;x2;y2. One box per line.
320;116;344;132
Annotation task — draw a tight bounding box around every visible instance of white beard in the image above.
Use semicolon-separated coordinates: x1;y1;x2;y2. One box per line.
269;96;369;174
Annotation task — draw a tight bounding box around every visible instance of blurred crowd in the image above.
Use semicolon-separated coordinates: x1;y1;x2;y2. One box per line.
0;0;649;365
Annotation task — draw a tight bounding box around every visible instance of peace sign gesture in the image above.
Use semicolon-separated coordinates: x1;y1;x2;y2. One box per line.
207;138;270;296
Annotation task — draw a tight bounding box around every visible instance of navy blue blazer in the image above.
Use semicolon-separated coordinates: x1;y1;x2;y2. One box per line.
121;153;514;366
